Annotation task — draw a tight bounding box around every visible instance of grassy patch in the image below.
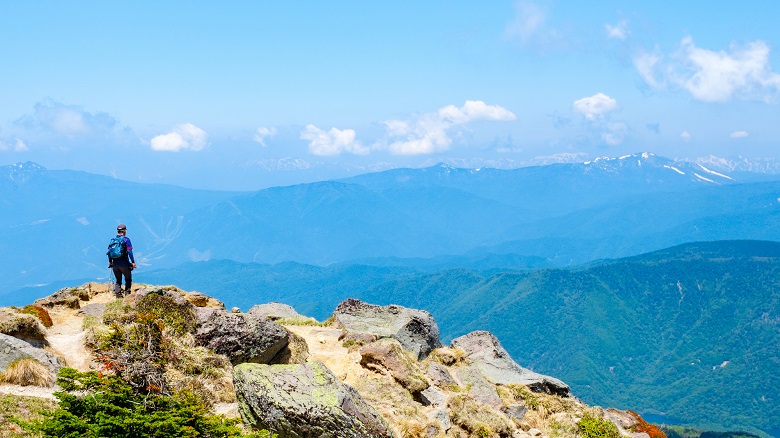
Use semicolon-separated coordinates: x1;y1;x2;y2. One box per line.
0;359;54;387
0;393;55;438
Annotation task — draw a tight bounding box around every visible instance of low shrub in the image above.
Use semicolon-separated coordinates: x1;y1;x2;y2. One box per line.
577;413;620;438
1;393;56;437
627;410;667;438
23;368;249;438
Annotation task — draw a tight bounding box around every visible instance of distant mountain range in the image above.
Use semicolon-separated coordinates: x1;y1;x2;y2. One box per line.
137;240;780;435
2;152;780;297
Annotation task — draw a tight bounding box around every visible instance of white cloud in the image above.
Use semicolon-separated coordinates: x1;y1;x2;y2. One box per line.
383;100;517;155
300;125;368;156
150;123;208;152
254;126;277;147
634;37;780;102
605;20;629;40
680;130;691;141
730;130;749;139
573;93;618;120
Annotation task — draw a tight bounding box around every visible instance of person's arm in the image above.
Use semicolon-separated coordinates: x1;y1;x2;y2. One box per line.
125;237;137;267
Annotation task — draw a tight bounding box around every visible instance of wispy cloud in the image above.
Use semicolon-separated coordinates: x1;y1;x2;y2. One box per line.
300;125;368;156
382;100;516;155
634;37;780;102
504;0;562;50
254;126;277;147
601;121;627;146
680;130;692;141
150;123;208;152
15;99;118;137
0;138;28;152
573;93;618;120
605;20;629;40
730;130;749;139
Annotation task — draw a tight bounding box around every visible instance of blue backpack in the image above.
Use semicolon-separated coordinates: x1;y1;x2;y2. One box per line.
107;236;127;259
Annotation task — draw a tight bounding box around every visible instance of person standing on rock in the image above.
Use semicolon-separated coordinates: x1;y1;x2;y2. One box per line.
107;224;136;296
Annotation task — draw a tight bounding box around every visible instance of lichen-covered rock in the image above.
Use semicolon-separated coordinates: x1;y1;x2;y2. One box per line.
234;361;394;438
359;337;429;393
194;307;288;365
453;365;504;409
332;299;441;360
269;328;310;365
450;330;570;396
0;333;63;377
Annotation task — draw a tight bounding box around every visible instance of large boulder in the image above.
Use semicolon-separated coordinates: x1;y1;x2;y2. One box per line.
359;338;428;393
35;287;81;309
248;302;304;321
194;307;288;365
332;299;441;360
0;333;64;377
450;331;569;396
234;361;393;438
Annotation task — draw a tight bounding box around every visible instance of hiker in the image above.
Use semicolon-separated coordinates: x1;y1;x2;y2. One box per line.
107;223;137;296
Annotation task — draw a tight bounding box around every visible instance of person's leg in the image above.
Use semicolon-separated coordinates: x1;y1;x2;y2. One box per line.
112;267;123;295
124;267;132;292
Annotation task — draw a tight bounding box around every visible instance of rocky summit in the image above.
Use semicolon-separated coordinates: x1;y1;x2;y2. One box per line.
0;282;664;438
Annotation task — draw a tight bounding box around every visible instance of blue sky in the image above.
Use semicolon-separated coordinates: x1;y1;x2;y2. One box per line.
1;1;780;189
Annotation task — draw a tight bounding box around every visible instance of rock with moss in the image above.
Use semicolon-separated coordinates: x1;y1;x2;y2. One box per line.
453;365;504;409
332;299;441;360
0;333;63;376
0;308;47;347
451;330;570;396
359;337;429;394
194;307;288;365
234;361;393;438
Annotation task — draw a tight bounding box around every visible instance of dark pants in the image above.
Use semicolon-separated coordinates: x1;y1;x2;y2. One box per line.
112;265;132;292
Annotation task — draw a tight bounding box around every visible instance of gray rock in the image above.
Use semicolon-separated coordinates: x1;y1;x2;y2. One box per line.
333;299;441;360
0;333;64;379
528;428;543;437
424;362;457;388
359;338;428;393
450;331;569;396
453;365;504;409
418;386;447;408
194;307;288;365
234;361;393;438
427;408;451;432
77;302;107;318
248;302;304;321
503;404;528;421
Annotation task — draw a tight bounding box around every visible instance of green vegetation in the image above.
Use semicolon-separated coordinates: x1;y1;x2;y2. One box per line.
0;393;55;438
24;368;245;438
577;413;621;438
19;306;52;329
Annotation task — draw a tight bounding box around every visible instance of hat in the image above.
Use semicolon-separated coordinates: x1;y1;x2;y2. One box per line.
117;224;127;231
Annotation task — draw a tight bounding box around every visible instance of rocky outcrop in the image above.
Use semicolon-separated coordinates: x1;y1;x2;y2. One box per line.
450;330;570;396
0;333;64;377
34;287;80;309
194;307;288;365
359;338;428;393
0;309;47;347
234;361;393;438
332;299;441;360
